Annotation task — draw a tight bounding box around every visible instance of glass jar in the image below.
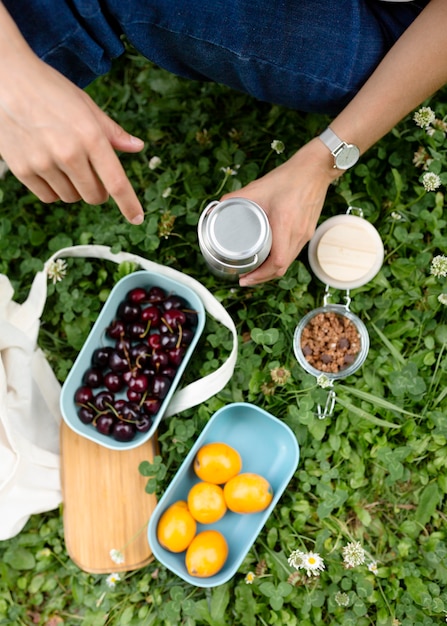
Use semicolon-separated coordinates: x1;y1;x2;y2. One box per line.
293;304;370;381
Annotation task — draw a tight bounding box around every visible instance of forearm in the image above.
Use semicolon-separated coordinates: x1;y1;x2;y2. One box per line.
331;0;447;155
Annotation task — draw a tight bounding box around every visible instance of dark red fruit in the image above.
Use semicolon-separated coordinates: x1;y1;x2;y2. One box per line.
96;413;116;435
106;319;126;339
113;422;136;442
104;372;124;392
152;375;172;399
141;306;162;328
148;333;162;350
74;385;94;405
136;415;152;432
82;367;103;388
94;391;115;411
126;287;147;304
78;406;95;424
127;321;147;340
92;346;113;367
147;286;166;303
128;373;149;393
168;347;186;366
117;301;141;322
162;294;188;310
108;351;129;372
141;397;161;416
151;350;169;370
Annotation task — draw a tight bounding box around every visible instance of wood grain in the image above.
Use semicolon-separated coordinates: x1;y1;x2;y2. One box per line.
60;421;158;573
317;223;380;282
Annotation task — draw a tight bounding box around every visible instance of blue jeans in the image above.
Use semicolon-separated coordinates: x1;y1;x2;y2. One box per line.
4;0;428;115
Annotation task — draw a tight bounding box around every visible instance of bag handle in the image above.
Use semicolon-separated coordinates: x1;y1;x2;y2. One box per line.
25;245;238;417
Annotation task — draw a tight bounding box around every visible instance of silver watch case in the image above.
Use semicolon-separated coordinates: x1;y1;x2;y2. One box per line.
319;127;360;170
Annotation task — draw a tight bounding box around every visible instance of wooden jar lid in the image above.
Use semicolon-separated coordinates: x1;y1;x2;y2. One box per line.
308;214;384;289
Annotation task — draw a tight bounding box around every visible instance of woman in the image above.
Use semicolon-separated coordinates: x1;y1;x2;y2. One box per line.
0;1;444;285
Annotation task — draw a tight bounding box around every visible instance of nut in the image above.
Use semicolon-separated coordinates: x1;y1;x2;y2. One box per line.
300;311;360;373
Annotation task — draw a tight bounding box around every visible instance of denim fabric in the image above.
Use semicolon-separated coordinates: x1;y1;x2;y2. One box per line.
4;0;428;115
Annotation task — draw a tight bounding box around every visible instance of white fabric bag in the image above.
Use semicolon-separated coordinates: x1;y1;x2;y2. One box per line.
0;245;238;540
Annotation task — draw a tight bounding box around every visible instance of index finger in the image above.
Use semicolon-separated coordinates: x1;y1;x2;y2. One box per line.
89;139;144;225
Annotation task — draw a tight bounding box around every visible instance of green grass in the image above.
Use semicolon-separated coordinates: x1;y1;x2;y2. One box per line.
1;45;447;626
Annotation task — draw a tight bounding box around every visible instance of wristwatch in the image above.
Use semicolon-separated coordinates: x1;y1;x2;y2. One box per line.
319;127;360;170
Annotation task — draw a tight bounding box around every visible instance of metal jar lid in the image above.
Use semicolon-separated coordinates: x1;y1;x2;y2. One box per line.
308;214;384;290
198;198;272;277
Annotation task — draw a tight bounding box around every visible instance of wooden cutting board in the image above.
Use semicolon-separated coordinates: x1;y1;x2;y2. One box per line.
60;421;158;574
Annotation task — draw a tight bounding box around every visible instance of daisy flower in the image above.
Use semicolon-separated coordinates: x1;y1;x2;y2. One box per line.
245;571;255;584
105;573;121;589
288;550;325;577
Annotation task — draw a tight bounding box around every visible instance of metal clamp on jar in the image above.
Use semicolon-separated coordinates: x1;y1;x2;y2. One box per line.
293;207;384;419
198;198;272;279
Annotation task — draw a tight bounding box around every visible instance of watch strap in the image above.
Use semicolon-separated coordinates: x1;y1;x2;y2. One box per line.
319;127;344;154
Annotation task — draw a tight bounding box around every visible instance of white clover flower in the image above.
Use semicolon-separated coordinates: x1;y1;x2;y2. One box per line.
148;156;162;170
105;572;121;588
245;571;255;584
271;139;285;154
391;211;402;221
47;259;68;284
162;187;172;198
334;591;350;607
220;165;239;176
288;550;325;577
438;294;447;305
342;541;366;568
422;171;442;192
413;106;436;129
368;561;379;574
109;549;125;565
431;255;447;278
316;374;334;389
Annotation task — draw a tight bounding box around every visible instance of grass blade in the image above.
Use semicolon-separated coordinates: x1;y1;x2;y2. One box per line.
342;386;418;417
335;396;402;429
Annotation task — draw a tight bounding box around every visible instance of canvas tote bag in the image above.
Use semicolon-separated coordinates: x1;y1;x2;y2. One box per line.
0;244;238;540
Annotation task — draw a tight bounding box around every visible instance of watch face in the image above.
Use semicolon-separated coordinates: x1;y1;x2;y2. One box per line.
335;144;360;170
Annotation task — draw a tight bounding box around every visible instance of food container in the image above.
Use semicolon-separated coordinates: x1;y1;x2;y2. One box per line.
60;271;205;450
198;198;272;278
148;402;300;587
293;304;370;381
294;209;381;417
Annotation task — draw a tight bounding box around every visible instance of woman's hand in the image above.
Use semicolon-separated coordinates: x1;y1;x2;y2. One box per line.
0;36;145;224
222;138;340;286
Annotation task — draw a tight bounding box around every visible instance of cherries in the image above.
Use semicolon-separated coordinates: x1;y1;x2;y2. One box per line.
74;284;198;442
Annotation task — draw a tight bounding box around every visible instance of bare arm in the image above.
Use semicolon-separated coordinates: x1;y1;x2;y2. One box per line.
0;2;145;224
235;0;447;286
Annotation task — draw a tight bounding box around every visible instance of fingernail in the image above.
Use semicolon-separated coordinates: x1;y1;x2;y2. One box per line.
239;277;251;287
131;213;144;226
130;135;145;148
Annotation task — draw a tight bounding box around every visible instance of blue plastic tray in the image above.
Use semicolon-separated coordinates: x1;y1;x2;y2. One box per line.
148;402;300;587
60;270;205;450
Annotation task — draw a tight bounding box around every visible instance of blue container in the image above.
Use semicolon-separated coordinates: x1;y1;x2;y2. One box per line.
148;402;300;587
60;270;205;450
